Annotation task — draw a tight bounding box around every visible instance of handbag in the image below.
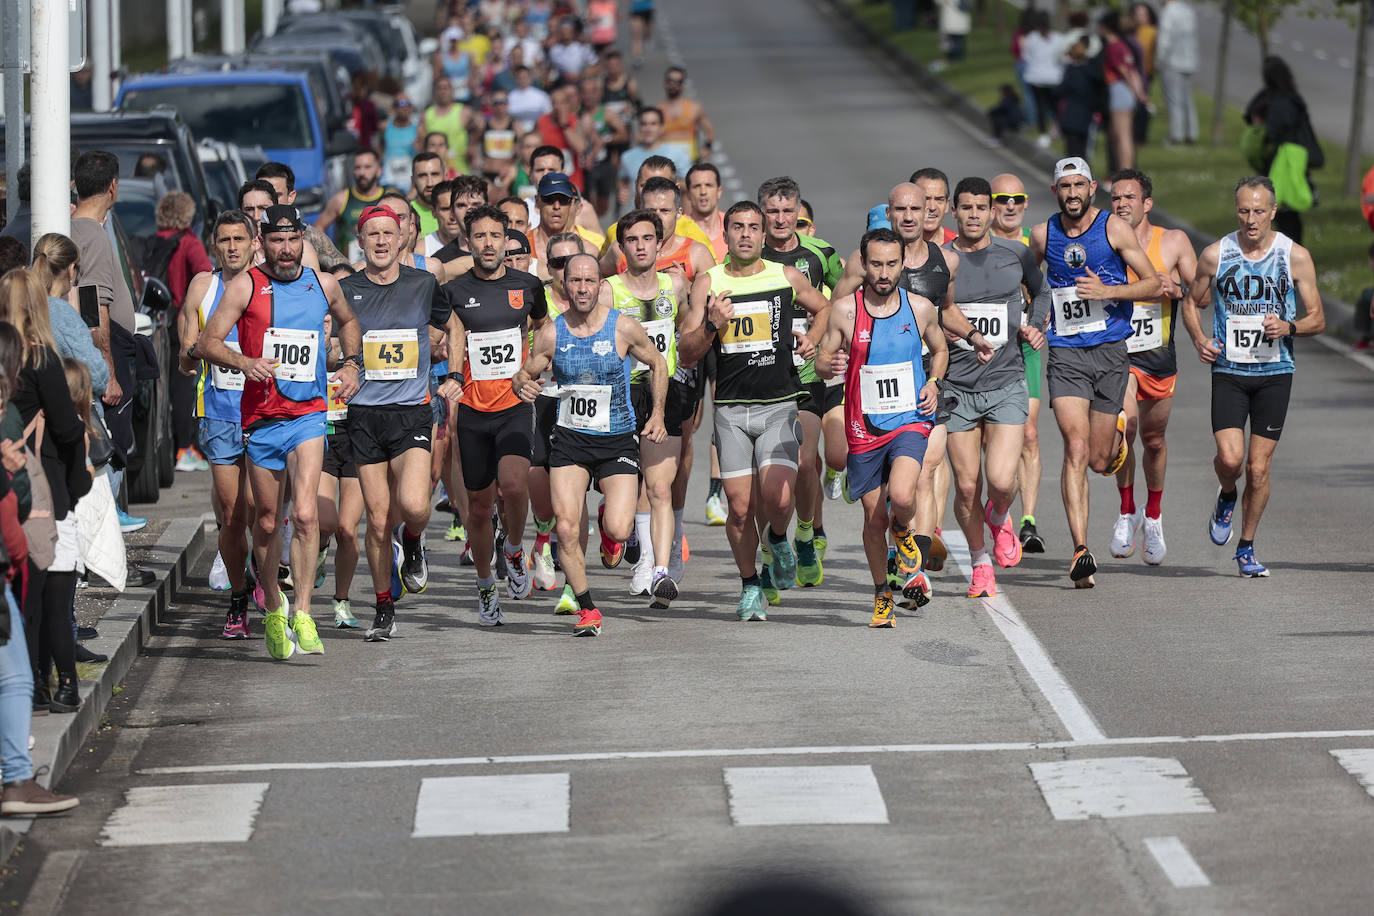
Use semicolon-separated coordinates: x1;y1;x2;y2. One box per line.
21;411;58;572
87;405;116;469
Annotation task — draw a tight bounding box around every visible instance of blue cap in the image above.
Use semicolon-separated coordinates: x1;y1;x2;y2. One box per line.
537;172;578;200
866;204;890;230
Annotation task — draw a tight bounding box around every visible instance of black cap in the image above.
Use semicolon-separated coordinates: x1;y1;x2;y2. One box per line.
260;204;305;232
504;228;531;255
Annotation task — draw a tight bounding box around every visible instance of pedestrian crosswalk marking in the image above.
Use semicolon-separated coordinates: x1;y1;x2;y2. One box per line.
99;783;269;846
1330;749;1374;799
723;765;889;826
412;773;571;837
1029;757;1215;820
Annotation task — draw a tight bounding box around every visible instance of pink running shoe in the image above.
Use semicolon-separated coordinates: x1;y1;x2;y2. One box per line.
220;610;251;639
967;563;997;598
985;502;1023;568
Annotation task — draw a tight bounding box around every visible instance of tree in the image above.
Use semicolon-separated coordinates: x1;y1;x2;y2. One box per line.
1343;0;1371;197
1211;0;1235;146
1233;0;1306;58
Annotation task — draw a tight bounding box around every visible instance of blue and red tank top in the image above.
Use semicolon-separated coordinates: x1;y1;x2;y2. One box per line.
237;264;329;428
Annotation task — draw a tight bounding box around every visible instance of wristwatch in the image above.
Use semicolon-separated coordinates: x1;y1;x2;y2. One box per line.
343;353;363;371
964;328;980;344
1287;321;1298;337
445;371;464;385
704;318;720;334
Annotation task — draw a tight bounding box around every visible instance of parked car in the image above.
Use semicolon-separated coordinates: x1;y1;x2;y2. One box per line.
285;7;434;107
197;138;254;215
269;16;389;79
166;51;351;137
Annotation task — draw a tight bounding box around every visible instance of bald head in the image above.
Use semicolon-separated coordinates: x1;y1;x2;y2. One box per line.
990;173;1029;239
990;173;1026;196
887;182;926;242
564;252;602;313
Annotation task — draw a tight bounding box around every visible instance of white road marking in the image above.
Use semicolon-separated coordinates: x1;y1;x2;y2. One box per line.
1144;836;1212;888
724;765;888;826
1291;40;1305;52
1314;49;1329;61
99;783;269;846
412;773;570;837
1310;332;1374;373
942;527;1107;742
1329;748;1374;798
137;729;1374;775
1029;757;1215;820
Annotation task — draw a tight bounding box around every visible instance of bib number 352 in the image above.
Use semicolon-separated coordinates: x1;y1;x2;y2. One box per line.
467;327;523;381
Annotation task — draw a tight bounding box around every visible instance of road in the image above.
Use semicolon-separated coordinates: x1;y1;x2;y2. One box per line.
8;1;1374;913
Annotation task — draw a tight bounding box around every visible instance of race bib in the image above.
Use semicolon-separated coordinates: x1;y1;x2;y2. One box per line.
859;361;918;414
363;328;420;380
1225;315;1280;364
956;302;1008;351
467;327;523;381
263;327;320;383
1052;286;1107;336
718;302;772;355
1127;302;1163;354
326;377;348;422
211;340;245;391
557;384;611;432
792;317;810;367
483;128;515;161
633;318;673;373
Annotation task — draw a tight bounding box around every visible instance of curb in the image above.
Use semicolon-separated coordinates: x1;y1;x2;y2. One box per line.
819;0;1358;337
0;516;208;863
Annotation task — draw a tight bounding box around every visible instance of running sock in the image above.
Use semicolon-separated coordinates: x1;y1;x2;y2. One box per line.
653;565;668;578
1238;538;1254;551
1021;515;1035;527
873;582;888;596
505;538;523;560
989;505;1009;527
971;547;992;568
634;511;652;563
742;574;761;588
796;518;814;542
1074;544;1089;554
815;525;826;539
1220;488;1238;502
476;574;495;590
403;527;422;544
230;591;248;612
914;535;932;568
535;515;555;536
576;590;596;611
768;526;787;544
1145;488;1164;519
375;591;391;607
708;478;723;499
1119;486;1136;515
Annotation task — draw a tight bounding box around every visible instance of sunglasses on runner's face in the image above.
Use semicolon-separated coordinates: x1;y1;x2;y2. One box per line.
796;218;812;229
992;193;1028;204
547;255;570;270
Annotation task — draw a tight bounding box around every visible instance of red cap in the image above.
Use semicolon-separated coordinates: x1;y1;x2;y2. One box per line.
356;204;401;237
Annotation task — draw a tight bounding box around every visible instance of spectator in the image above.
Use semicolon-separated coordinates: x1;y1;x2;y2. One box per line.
1021;11;1064;147
1131;3;1159;144
0;238;27;275
1243;55;1322;244
1099;11;1149;172
1156;0;1199;144
893;0;918;32
1057;36;1102;161
936;0;972;67
1362;162;1374;232
152;191;212;472
987;84;1026;147
349;71;380;151
0;165;30;245
548;17;598;81
31;234;109;399
1354;241;1374;350
1011;7;1041;126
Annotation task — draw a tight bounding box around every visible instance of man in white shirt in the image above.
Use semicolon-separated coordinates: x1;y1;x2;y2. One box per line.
1156;0;1199;144
508;66;553;133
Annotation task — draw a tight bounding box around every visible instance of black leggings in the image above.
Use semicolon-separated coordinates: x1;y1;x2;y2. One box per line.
1030;85;1057;134
23;560;78;684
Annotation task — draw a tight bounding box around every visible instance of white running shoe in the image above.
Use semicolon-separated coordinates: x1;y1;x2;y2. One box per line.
823;467;843;501
1142;515;1166;566
629;557;653;596
667;534;684;583
1110;510;1143;558
208;552;231;591
529;541;557;591
477;584;504;626
506;549;532;599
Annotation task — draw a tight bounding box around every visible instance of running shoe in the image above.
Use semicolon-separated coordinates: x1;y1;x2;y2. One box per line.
573;607;603;636
401;535;429;595
292;612;324;655
705;492;727;526
1102;412;1129;476
886;548;903;591
901;570;933;608
759;562;780;606
893;524;922;575
1142;515;1166;566
554;584;579;615
985;504;1023;568
209;552;231;591
116;507;147;533
264;594;294;660
1208;487;1236;546
333;599;359;629
445;518;467;543
1110;509;1143;558
1069;546;1098;588
794;535;822;587
624;529;641;566
1019;517;1045;553
597;506;624;568
967;563;997;598
494;532;510;580
278;563;293;591
389;528;404;601
1234;545;1269;577
842;470;857;504
815;532;827;562
365;605;396;641
667;533;685;583
459;542;474;566
506;548;531;599
314;545;328;589
252;580;267;614
769;538;796;590
629;557;653;596
220;609;250;639
477;584;503;626
649;570;678;609
174;447;210;472
529;539;557;591
823;467;843;500
926;530;947;572
869;591;896;628
736;584;766;621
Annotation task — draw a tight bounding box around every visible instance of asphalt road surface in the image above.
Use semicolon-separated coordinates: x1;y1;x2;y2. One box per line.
8;1;1374;914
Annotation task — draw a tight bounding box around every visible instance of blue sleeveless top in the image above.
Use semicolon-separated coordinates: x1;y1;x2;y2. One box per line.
862;288;931;431
552;308;634;436
1045;210;1131;347
197;272;243;423
1212;231;1298;377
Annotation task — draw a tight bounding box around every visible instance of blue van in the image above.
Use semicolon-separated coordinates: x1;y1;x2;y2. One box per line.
116;70;356;214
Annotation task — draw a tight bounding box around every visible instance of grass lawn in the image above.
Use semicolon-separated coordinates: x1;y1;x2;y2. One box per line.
848;0;1374;305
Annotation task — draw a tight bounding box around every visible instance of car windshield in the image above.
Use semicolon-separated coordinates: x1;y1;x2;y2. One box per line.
121;82;313;150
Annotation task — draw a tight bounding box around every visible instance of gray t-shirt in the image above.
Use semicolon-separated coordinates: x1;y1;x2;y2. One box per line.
71;216;136;332
941;236;1050;391
339;265;449;407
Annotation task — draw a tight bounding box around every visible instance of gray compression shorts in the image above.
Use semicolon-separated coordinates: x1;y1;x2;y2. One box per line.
713;400;801;479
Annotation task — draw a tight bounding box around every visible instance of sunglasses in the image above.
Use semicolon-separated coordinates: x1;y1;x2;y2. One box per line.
796;218;813;229
547;254;570;270
992;193;1028;204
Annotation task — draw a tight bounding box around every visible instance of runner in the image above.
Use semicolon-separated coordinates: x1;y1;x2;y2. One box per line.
1029;157;1160;587
196;205;363;659
339;206;458;641
606;209;691;604
442;204;549;625
630;0;655;68
678;201;831;621
912;167;959;245
659;66;715;164
816;228;945;627
316;327;363;629
1106;169;1198;565
757;176;844;594
607;156;714;253
255;163;348;272
434;174;489;274
512;252;668;636
989;172;1047;553
686;162;727;262
315;149;394;262
409;152;447;238
530;172;606;280
422;181;459;256
603;177;715;280
522;144;605;235
176;210;256;638
1180;175;1324;577
943;176;1050;598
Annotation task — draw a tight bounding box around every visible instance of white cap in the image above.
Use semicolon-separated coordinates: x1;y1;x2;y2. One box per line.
1053;157;1093;184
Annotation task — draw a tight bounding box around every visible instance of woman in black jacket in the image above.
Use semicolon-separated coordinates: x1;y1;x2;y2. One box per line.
1244;55;1324;243
0;269;91;714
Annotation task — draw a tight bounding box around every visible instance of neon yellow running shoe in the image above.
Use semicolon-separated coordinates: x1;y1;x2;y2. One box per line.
264;593;294;660
554;583;579;615
292;611;324;654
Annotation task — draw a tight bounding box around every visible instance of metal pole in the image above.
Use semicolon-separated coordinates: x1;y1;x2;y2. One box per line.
168;0;184;60
3;0;25;225
182;0;193;58
31;0;71;247
91;0;111;111
221;0;244;54
263;0;279;38
110;0;121;82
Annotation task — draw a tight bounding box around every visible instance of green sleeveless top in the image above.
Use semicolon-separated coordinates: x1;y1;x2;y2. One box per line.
606;272;678;380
